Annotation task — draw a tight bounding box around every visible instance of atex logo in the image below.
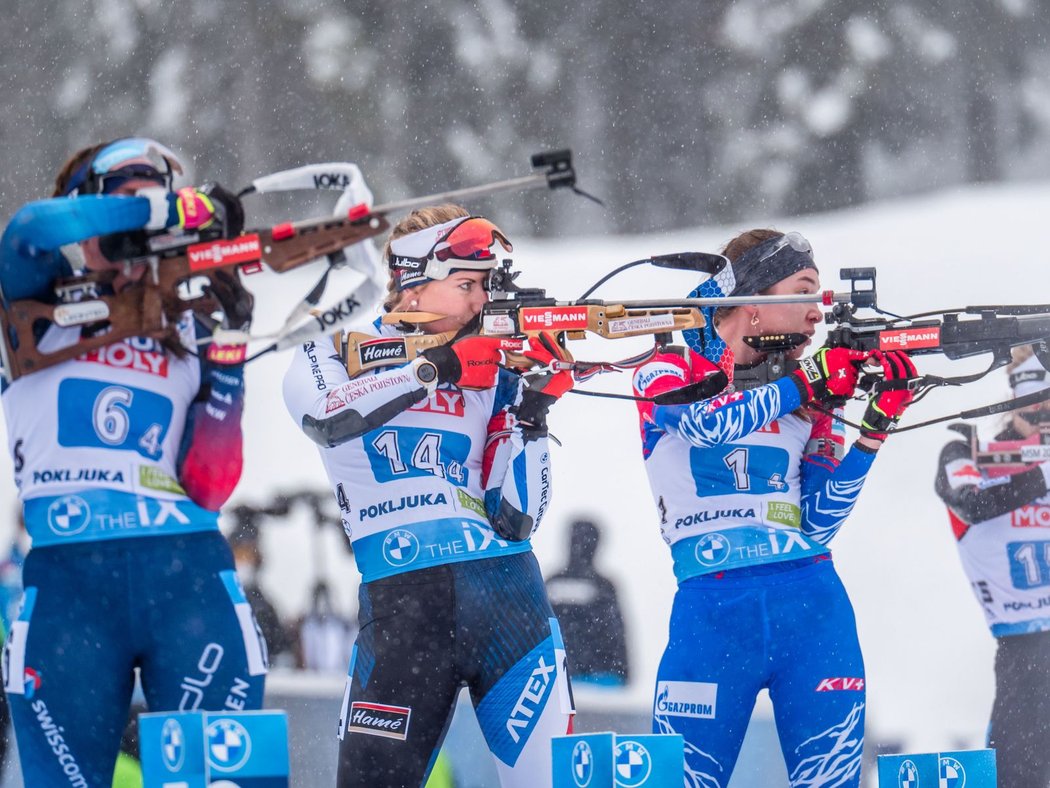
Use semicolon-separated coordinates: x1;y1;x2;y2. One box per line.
1012;506;1050;528
507;655;556;742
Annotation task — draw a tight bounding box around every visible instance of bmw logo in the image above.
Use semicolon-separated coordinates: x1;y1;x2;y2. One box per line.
898;759;919;788
939;756;966;788
206;718;252;772
572;740;593;787
382;529;420;567
695;533;731;566
614;740;652;787
46;495;91;537
161;718;184;771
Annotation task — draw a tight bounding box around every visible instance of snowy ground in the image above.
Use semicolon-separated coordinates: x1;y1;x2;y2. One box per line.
2;180;1049;757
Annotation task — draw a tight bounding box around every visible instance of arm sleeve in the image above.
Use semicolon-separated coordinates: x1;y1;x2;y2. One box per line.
934;439;1050;524
800;441;877;545
481;370;552;542
282;337;429;448
649;376;804;448
0;195;157;302
177;319;245;511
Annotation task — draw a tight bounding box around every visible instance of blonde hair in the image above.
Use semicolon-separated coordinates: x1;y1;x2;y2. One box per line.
1007;343;1036;373
382;203;470;312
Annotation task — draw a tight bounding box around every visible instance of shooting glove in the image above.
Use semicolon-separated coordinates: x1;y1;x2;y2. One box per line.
421;335;520;390
860;349;917;440
204;269;254;331
193;183;245;238
514;332;574;433
792;346;868;405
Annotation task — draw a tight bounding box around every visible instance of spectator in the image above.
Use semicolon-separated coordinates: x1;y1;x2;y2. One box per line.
228;516;294;666
545;518;630;686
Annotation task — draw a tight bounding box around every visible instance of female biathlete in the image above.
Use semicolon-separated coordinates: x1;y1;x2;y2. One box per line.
632;229;915;787
0;138;266;785
935;345;1050;788
283;202;575;787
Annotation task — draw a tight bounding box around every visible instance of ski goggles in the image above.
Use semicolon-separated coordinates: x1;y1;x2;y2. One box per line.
64;137;184;196
388;216;513;289
729;231;817;297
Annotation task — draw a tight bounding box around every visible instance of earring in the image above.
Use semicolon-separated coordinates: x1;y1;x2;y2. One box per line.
750;313;760;327
410;300;418;309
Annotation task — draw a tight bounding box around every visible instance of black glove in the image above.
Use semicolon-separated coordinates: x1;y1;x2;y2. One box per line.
204;269;253;330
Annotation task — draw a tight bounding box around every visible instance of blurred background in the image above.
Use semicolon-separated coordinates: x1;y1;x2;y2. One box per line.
3;1;1050;785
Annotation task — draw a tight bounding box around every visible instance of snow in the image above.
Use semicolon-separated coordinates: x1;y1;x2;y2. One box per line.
2;180;1049;753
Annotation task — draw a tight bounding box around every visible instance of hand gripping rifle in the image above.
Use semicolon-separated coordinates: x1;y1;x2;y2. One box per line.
747;267;1050;431
0;151;582;383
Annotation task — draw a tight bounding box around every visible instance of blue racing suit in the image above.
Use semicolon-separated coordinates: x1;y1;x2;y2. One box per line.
634;348;876;788
283;324;574;788
0;195;266;787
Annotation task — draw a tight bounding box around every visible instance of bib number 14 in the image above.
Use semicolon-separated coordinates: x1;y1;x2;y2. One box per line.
366;428;470;486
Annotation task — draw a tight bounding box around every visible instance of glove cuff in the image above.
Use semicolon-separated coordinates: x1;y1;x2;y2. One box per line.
787;370;814;403
514;390;557;435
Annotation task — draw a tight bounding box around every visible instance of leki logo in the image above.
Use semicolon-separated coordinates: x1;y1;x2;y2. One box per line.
878;328;941;350
520;307;589;330
187;234;262;271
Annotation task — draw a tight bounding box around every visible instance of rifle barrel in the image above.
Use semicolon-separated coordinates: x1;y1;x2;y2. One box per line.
619;292;850;309
371;173;549;217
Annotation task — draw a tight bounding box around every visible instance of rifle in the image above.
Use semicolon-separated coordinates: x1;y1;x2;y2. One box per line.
0;151;582;383
340;252;878;405
726;267;1050;430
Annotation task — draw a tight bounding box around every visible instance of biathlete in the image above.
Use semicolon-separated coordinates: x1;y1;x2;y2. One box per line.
632;229;915;787
283;201;575;787
935;345;1050;788
0;138;266;786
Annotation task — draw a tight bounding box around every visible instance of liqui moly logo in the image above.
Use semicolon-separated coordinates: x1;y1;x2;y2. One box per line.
878;327;941;350
81;340;168;376
187;234;262;271
410;391;465;417
520;307;589;331
815;677;865;691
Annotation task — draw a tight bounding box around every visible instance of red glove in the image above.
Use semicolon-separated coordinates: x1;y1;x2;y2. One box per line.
422;335;521;390
860;350;917;440
521;332;574;399
792;346;868;404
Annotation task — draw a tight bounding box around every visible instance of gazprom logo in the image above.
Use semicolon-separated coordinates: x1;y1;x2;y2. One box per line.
161;718;185;771
206;718;252;772
46;495;91;536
